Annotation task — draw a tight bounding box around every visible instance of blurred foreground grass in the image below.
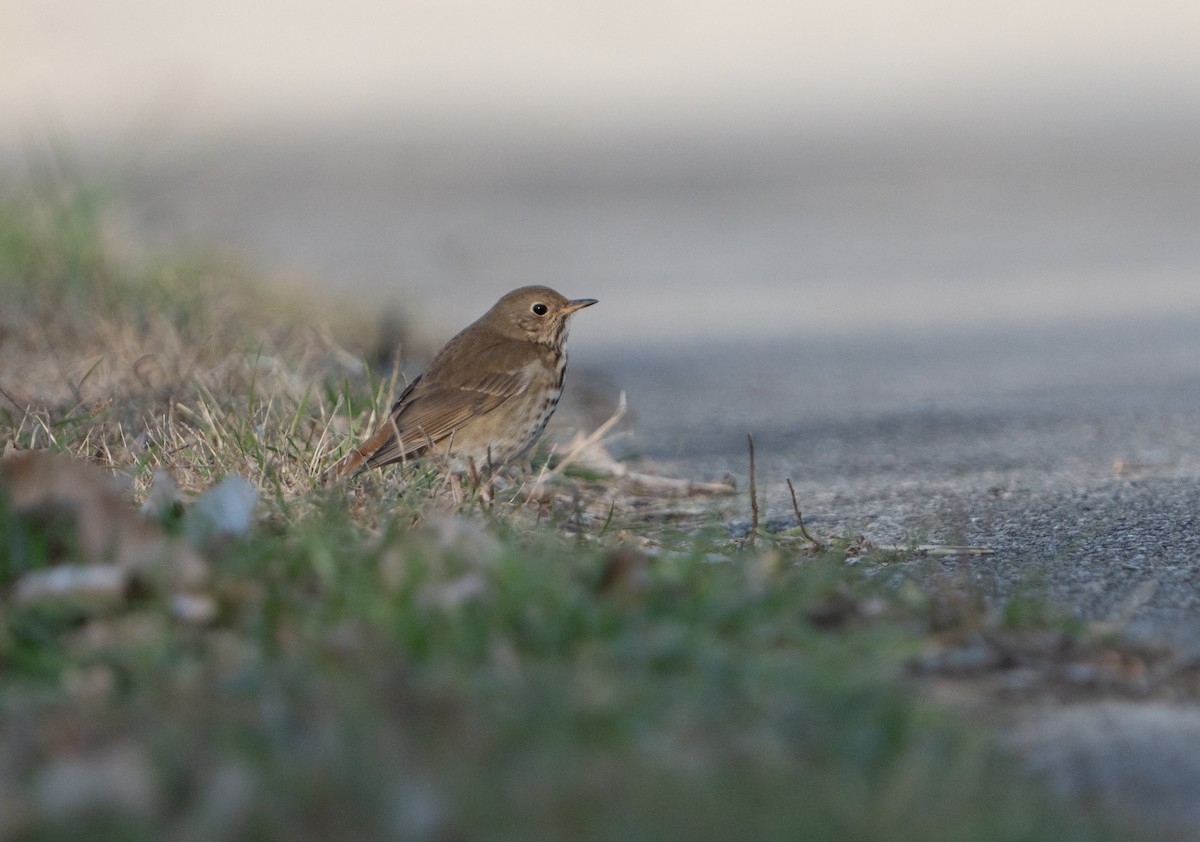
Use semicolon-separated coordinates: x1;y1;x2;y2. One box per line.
0;167;1123;840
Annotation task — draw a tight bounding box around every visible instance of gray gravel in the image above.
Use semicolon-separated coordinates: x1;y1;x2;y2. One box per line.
590;316;1200;650
1010;703;1200;839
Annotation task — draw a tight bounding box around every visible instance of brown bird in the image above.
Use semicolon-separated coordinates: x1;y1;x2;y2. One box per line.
323;286;597;482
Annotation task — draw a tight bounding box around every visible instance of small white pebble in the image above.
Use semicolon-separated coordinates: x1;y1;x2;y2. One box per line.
170;592;218;625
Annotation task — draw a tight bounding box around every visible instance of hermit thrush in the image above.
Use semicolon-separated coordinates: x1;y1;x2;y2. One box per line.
323;286;597;482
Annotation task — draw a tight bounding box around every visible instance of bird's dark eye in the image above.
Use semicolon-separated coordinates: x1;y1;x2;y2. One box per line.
531;303;548;316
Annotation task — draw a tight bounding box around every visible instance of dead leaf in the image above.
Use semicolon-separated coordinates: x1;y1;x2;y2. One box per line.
1;451;209;602
595;548;652;596
806;589;861;630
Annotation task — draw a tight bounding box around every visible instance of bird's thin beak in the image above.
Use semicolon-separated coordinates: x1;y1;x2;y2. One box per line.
565;298;598;314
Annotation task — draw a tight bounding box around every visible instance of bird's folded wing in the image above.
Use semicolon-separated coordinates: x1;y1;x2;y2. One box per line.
361;366;535;468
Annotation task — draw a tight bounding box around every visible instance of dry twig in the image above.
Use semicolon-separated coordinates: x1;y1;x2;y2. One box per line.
786;478;824;552
747;434;758;547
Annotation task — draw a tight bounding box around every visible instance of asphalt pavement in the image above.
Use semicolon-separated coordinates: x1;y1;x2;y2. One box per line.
590;315;1200;648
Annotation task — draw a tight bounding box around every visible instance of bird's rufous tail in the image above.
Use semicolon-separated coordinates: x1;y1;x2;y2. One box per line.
319;423;396;484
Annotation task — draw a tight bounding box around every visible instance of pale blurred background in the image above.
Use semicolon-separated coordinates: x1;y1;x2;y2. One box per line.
3;0;1198;354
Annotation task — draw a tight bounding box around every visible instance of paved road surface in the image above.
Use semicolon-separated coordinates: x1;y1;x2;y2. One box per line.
591;317;1200;648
